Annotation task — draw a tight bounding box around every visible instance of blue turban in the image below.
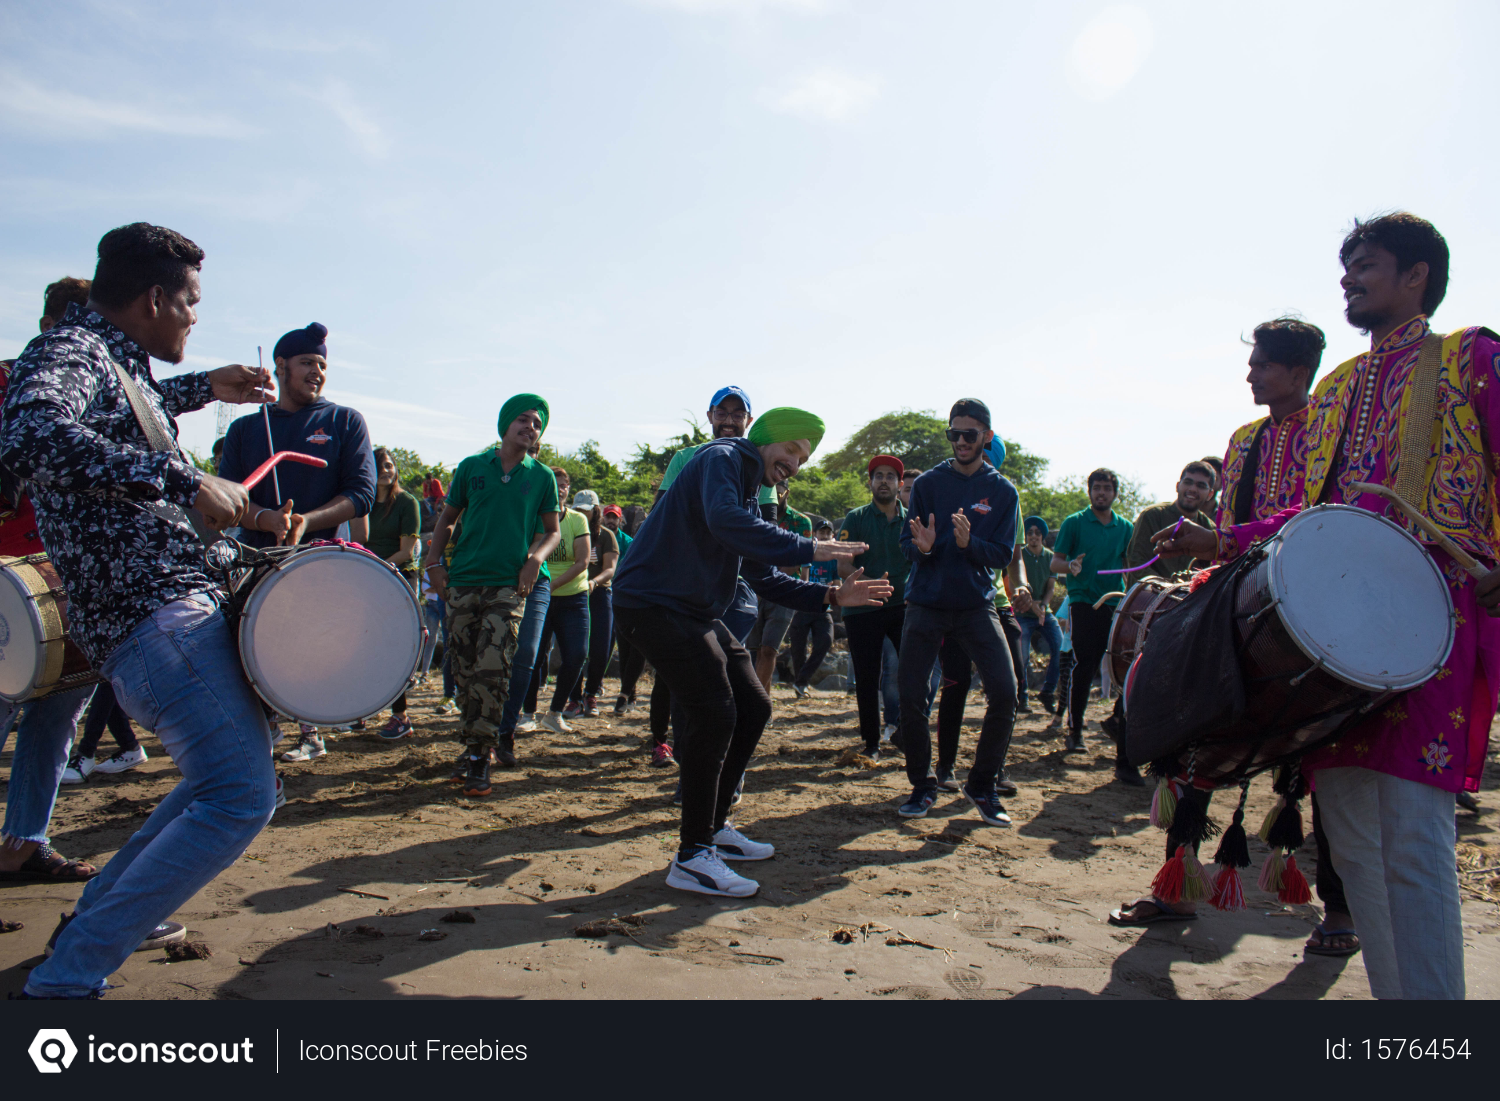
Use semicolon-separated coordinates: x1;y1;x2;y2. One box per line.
985;435;1006;470
1024;514;1047;536
273;322;328;362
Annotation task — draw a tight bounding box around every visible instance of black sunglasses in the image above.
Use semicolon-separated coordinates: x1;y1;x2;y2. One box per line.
945;428;981;443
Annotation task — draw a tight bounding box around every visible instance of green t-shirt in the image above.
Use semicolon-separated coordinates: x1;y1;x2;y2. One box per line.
661;443;775;505
1053;508;1134;607
615;529;633;559
837;500;908;616
1018;545;1053;618
992;501;1024;611
367;489;421;566
445;449;559;588
546;509;591;597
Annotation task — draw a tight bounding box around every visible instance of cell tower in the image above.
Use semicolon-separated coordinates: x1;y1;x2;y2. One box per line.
214;400;232;442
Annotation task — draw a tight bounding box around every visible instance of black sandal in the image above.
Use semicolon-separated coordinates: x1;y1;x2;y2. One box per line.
0;844;99;883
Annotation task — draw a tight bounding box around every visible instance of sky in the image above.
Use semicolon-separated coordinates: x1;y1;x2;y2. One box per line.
2;0;1497;502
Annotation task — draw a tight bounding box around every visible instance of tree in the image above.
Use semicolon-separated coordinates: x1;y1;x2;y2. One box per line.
377;446;452;494
784;467;868;526
818;410;952;476
1019;474;1152;531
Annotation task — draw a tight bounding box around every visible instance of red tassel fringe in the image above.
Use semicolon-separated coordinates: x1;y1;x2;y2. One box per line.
1151;844;1187;903
1277;855;1311;904
1210;865;1245;911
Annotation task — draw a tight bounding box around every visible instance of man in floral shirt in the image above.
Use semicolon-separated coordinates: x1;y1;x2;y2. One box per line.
0;222;274;998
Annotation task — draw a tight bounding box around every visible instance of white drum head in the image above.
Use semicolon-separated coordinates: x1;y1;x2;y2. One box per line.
1269;505;1454;691
0;569;45;700
240;547;423;725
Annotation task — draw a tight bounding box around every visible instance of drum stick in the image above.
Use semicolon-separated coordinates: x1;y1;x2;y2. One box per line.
258;346;282;506
243;451;328;491
1092;591;1127;610
1349;481;1488;580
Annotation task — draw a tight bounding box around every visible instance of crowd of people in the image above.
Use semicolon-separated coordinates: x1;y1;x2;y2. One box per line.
0;210;1493;1002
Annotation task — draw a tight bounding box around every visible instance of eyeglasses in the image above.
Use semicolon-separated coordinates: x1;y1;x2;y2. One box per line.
945;428;980;443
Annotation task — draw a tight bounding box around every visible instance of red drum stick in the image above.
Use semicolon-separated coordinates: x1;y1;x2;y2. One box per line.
242;450;328;491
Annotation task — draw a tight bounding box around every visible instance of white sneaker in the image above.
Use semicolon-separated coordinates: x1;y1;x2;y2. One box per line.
516;712;539;733
273;774;287;812
280;735;326;762
666;848;759;897
93;746;148;774
881;724;897;744
539;710;572;735
60;753;96;784
711;823;775;861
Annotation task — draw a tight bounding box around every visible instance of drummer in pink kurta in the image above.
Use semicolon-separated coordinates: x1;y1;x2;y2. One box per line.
1157;213;1497;1000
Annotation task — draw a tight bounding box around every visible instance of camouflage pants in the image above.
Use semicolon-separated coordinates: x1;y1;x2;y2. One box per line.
446;585;524;749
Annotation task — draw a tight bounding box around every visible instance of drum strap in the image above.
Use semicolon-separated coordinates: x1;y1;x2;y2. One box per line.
107;357;217;547
1232;419;1273;524
1392;332;1446;510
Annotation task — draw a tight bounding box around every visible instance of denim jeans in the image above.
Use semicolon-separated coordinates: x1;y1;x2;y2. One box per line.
526;590;589;713
1;685;95;846
25;598;275;998
899;603;1017;796
581;585;614;699
498;577;551;735
1017;612;1063;695
421;596;445;679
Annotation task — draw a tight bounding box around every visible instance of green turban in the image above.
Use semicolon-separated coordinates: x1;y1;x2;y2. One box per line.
747;407;825;454
498;393;549;438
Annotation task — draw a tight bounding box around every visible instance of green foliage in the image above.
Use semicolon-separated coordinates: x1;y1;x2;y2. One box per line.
185;448;215;474
818;410;951;475
1019;474;1152;531
783;467;868;524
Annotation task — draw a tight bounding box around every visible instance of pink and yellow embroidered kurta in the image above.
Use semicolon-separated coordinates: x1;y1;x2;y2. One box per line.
1216;405;1311;536
1225;317;1500;793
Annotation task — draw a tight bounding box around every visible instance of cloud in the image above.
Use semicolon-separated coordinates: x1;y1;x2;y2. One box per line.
310;80;391;159
1066;5;1153;101
0;73;257;139
763;67;879;122
637;0;829;13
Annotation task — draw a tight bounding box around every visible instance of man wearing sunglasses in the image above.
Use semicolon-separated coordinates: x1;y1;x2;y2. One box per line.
896;399;1020;827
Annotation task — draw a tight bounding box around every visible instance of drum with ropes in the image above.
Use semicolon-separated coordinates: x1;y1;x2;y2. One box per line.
0;553;98;702
1123;504;1455;786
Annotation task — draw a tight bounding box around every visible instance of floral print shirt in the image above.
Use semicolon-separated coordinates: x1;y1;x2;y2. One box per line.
0;304;216;665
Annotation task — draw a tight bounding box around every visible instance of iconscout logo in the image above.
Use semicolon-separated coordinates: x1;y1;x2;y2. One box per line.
29;1029;78;1073
28;1028;253;1072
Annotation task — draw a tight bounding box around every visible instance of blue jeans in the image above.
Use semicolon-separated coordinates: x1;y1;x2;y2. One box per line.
526;590;589;713
421;596;445;678
0;685;95;846
498;578;551;735
1017;612;1063;694
25;599;274;998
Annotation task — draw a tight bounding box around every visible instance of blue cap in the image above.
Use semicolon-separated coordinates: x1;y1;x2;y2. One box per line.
709;385;752;416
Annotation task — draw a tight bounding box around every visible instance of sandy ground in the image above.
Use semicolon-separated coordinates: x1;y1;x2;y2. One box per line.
2;674;1497;1001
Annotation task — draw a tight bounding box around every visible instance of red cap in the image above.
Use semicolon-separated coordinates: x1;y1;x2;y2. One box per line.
602;504;624;518
867;454;904;479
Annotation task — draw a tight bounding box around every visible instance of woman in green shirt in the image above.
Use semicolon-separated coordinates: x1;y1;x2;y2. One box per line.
362;447;422;739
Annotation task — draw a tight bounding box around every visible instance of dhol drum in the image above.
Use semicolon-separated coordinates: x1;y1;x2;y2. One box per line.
1129;504;1455;785
1108;575;1190;689
0;553;98;702
236;543;426;727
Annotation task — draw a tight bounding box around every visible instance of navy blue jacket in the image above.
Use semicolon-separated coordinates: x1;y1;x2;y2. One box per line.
218;398;376;547
900;459;1019;610
614;437;828;620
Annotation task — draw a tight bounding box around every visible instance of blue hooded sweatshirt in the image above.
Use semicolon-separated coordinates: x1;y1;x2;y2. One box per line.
900;458;1019;610
613;437;828;620
218;398;377;547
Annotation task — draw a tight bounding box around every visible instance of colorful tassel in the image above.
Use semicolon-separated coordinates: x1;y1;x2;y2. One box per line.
1265;799;1305;851
1151;844;1187;903
1150;776;1177;830
1256;796;1285;844
1278;855;1311;904
1181;848;1211;903
1257;848;1284;893
1210;865;1246;911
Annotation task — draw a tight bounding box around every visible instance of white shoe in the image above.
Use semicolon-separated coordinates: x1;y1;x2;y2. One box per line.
516;712;539;733
280;735;326;762
274;774;287;811
60;753;96;784
539;710;572;735
711;823;774;861
881;724;896;744
93;746;148;774
666;848;759;897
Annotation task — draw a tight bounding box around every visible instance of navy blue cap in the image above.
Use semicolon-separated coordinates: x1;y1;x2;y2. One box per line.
709;385;752;416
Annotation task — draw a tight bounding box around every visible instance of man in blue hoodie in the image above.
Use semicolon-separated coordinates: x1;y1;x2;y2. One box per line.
614;408;892;898
896;398;1020;826
218;322;377;762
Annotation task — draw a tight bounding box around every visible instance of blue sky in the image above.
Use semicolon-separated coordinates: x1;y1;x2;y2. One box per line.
3;1;1496;500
